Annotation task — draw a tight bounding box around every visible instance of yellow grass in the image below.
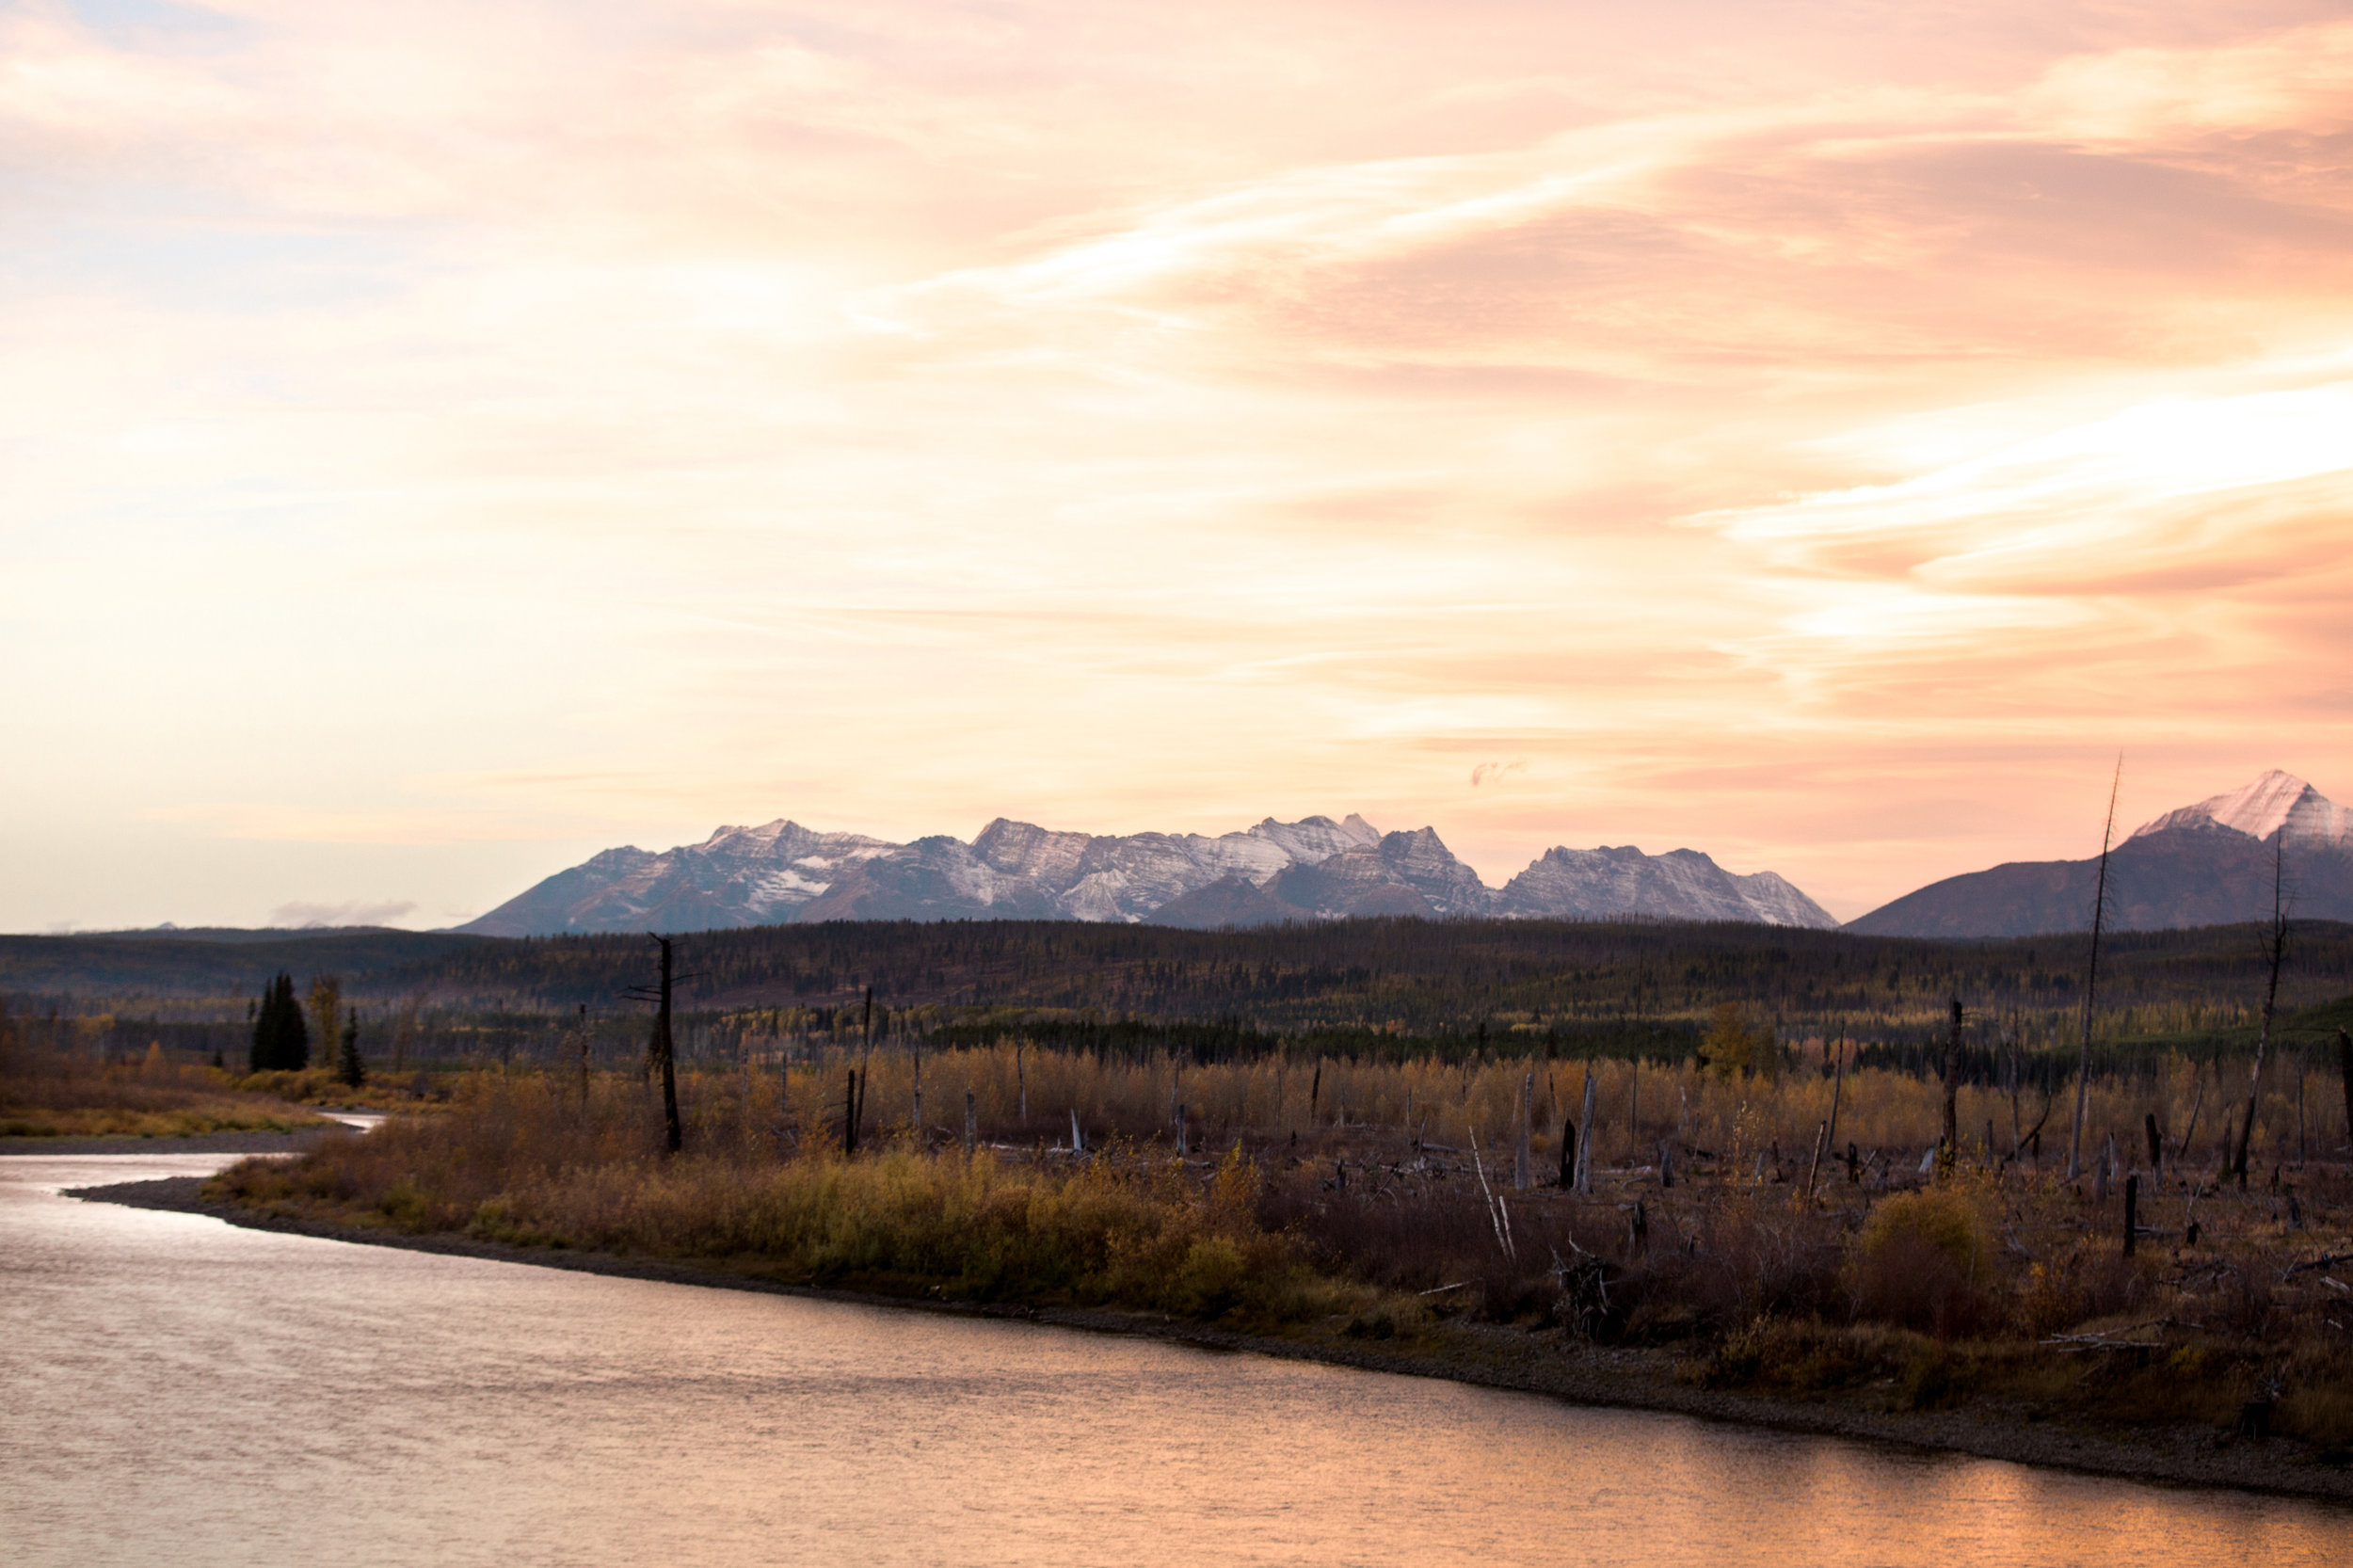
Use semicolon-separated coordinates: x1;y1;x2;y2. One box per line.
0;1044;328;1138
216;1045;2353;1451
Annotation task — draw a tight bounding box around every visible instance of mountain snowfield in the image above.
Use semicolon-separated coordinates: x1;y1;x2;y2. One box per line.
2127;770;2353;850
1847;770;2353;938
459;813;1838;936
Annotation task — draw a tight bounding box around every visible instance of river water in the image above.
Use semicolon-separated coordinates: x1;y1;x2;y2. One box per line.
4;1153;2344;1568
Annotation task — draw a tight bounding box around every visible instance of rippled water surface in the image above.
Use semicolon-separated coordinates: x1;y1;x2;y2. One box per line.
4;1154;2345;1568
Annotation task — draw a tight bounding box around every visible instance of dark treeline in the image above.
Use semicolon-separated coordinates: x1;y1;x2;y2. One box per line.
924;1012;1705;1067
8;916;2351;1076
368;916;2353;1036
0;929;480;997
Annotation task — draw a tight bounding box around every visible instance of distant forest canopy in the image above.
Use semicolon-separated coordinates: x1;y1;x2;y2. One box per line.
5;919;2351;1074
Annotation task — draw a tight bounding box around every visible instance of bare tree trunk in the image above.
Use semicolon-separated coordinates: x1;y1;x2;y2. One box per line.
2339;1028;2353;1156
964;1085;977;1155
1514;1071;1532;1191
1940;996;1962;1176
648;936;682;1155
2176;1066;2205;1161
1576;1070;1597;1194
2006;1018;2024;1160
855;986;874;1147
1826;1028;1848;1157
2232;838;2290;1184
2068;760;2122;1181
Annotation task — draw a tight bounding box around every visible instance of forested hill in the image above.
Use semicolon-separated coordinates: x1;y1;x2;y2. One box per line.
11;919;2344;1049
405;917;2353;1033
0;929;485;999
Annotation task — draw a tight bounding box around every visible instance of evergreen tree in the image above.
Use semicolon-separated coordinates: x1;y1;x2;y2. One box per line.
249;972;310;1072
336;1007;366;1089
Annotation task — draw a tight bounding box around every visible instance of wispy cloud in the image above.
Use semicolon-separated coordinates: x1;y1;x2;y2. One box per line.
5;2;2350;927
268;897;418;929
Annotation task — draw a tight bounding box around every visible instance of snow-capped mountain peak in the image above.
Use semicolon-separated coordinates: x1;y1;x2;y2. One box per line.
458;811;1835;935
2129;770;2350;848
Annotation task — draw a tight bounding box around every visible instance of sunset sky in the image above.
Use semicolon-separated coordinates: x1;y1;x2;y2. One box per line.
6;0;2350;931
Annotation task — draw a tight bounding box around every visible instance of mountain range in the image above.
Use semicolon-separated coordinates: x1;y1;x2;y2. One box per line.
1846;771;2353;937
456;770;2348;939
458;814;1837;936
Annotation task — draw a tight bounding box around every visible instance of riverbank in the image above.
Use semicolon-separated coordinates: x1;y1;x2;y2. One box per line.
73;1172;2353;1504
4;1125;348;1157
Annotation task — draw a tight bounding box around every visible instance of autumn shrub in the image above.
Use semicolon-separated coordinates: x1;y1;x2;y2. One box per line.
1697;1316;1942;1399
1849;1186;1997;1336
2013;1246;2149;1337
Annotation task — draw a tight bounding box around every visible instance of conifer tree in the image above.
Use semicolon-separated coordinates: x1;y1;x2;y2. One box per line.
336;1007;366;1089
248;972;310;1072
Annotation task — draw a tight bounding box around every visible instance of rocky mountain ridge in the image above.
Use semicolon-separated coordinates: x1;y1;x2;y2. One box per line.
459;812;1836;936
1848;770;2353;937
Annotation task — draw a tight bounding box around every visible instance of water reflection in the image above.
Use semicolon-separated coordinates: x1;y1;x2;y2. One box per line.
4;1154;2343;1568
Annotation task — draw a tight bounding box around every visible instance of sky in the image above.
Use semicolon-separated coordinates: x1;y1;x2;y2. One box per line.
4;0;2350;931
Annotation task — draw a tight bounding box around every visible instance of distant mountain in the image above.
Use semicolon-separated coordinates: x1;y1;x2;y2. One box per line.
1848;770;2353;937
1497;845;1832;926
458;812;1835;936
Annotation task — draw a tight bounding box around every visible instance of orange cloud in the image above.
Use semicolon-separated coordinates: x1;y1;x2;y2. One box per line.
3;2;2350;928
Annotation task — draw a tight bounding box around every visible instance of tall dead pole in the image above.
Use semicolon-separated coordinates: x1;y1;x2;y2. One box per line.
1824;1016;1848;1157
1939;996;1963;1176
636;936;683;1155
2336;1028;2352;1156
2066;759;2121;1182
2232;836;2291;1183
853;985;874;1150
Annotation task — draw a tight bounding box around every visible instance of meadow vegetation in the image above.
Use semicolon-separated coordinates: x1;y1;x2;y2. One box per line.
215;1032;2353;1456
0;1000;405;1135
0;1045;323;1137
18;918;2351;1459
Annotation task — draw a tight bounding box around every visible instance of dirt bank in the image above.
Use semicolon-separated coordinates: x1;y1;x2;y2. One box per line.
6;1126;348;1157
69;1176;2353;1506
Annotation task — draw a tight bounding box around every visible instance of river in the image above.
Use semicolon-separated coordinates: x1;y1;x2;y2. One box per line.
3;1152;2344;1567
